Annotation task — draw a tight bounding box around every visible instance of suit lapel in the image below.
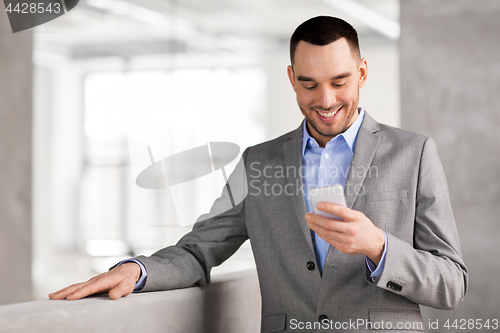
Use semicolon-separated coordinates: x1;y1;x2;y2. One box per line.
283;123;314;252
344;112;381;208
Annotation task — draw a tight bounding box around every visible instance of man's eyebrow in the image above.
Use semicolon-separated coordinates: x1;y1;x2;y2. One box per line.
297;72;352;82
297;75;315;82
331;72;352;80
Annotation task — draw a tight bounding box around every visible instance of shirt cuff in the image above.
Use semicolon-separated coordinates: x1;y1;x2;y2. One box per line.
113;259;148;292
365;231;388;281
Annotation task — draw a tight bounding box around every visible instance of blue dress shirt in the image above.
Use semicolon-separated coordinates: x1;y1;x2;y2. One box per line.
301;108;387;278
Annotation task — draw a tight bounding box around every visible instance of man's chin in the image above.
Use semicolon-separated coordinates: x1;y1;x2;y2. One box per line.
311;123;343;139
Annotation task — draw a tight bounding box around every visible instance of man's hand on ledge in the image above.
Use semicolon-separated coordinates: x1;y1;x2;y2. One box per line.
48;262;141;301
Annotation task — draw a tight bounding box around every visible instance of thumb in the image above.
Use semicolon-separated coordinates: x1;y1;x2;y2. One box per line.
108;278;136;300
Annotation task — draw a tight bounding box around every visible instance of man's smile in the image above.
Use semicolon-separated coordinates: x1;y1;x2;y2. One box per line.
314;105;343;122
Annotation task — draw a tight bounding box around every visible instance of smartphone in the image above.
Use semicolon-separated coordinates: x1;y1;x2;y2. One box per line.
309;184;346;220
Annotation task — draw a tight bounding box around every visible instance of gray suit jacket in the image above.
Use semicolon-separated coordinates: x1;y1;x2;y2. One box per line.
135;112;468;332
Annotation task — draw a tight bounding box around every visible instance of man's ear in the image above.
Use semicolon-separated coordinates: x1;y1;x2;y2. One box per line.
358;58;368;89
287;65;297;93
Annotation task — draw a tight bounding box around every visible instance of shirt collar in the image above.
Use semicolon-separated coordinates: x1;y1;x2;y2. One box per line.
301;107;365;157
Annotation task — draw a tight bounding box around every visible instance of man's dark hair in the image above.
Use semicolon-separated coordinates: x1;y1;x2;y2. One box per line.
290;16;360;65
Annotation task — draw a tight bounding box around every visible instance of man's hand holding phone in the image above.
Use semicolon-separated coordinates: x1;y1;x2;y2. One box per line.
307;185;385;265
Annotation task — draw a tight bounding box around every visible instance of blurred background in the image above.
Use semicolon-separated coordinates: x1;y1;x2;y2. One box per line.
0;0;499;331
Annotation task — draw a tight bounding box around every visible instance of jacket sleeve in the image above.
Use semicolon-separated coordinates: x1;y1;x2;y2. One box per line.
133;148;250;292
372;137;468;310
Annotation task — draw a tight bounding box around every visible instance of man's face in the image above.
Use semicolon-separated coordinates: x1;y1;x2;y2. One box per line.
287;38;367;147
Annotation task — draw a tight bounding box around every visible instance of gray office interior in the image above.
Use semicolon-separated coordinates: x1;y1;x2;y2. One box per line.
1;0;499;328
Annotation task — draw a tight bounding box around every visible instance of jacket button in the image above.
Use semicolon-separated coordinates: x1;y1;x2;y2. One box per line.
318;314;329;323
387;281;402;291
306;261;315;270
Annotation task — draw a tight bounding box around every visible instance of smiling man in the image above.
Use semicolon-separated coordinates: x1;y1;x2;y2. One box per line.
288;34;365;146
288;34;386;270
51;16;467;332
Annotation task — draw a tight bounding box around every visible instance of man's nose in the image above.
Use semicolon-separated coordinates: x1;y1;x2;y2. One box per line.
317;87;336;109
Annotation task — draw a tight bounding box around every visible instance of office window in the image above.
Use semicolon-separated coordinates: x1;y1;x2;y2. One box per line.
80;68;265;272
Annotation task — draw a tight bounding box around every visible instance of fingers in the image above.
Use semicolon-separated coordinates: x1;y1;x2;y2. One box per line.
307;216;343;242
49;282;89;300
108;279;136;300
305;207;383;257
306;212;345;234
49;274;112;301
316;202;357;221
306;213;356;254
65;276;114;300
48;263;140;301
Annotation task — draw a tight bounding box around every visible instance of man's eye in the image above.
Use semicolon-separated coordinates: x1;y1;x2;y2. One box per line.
304;86;317;90
332;82;346;87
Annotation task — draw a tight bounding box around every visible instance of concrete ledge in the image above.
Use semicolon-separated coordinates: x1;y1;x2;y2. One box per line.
0;269;261;333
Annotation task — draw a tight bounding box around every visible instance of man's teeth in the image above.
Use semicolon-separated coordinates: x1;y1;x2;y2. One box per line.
317;108;341;118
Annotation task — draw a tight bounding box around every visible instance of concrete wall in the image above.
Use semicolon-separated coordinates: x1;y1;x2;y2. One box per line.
0;7;33;305
400;0;500;327
0;270;261;333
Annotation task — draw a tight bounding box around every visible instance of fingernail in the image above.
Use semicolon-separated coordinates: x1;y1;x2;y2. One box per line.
318;204;324;210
